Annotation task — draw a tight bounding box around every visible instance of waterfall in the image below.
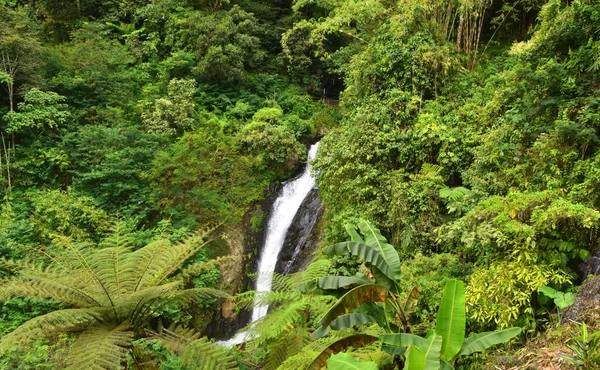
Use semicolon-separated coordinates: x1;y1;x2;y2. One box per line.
219;142;319;346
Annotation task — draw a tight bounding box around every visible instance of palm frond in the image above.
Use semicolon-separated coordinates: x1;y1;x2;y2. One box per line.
66;322;135;370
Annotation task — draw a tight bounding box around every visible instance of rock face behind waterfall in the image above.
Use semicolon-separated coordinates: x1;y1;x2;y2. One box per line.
578;249;600;281
276;188;323;274
204;183;278;340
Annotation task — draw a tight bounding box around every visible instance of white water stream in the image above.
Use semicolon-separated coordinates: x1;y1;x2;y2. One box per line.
219;142;319;346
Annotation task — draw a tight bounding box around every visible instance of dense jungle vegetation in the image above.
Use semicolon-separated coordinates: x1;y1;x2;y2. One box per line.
1;0;600;368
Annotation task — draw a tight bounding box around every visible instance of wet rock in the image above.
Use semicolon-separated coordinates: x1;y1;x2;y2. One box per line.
275;188;323;275
204;182;279;340
578;249;600;281
563;275;600;324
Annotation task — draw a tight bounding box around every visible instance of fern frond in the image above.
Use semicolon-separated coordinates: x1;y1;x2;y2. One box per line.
420;163;443;177
439;186;470;201
235;290;296;310
172;287;232;303
125;239;170;292
245;299;307;348
0;274;101;307
264;329;310;370
66;322;135;370
275;331;356;370
92;219;136;297
0;308;109;352
49;236;118;308
270;272;295;292
146;324;202;353
180;337;238;370
291;259;331;288
129;225;219;291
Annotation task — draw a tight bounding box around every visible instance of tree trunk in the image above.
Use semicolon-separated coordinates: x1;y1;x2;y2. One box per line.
8;81;13;112
456;14;464;52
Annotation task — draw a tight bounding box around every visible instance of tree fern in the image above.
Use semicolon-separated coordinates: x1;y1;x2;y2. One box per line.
439;186;470;202
264;329;310;370
0;308;109;348
180;338;238;370
420;163;443;177
149;325;237;370
0;222;229;369
233;259;336;358
67;323;134;370
275;331;367;370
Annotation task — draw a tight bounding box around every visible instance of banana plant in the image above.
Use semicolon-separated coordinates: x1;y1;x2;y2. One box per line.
311;220;419;338
381;280;521;370
326;353;378;370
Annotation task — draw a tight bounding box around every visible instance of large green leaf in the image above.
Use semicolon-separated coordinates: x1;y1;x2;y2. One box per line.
458;327;521;357
381;333;427;349
345;224;364;243
555;292;575;309
319;284;389;328
318;275;373;290
423;334;442;370
404;345;426;370
539;287;575;309
330;313;378;330
327;353;378;370
440;360;454;370
324;242;398;283
324;220;401;284
358;220;402;283
307;335;378;370
311;326;330;339
381;344;406;355
358;302;388;328
435;280;465;362
538;286;560;299
370;265;397;293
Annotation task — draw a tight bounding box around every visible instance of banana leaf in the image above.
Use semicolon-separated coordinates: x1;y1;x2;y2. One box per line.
404;345;426;370
319;284;390;328
324;242;398;283
318;275;373;290
457;327;521;357
381;333;427;349
423;334;442;370
325;220;401;283
435;280;465;362
307;334;378;370
330;312;378;330
326;353;378;370
358;220;401;282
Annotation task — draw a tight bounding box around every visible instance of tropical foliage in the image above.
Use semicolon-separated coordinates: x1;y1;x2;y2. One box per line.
1;0;600;368
0;222;229;368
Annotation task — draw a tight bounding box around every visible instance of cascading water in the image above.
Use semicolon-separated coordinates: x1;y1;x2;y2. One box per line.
219;142;319;346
